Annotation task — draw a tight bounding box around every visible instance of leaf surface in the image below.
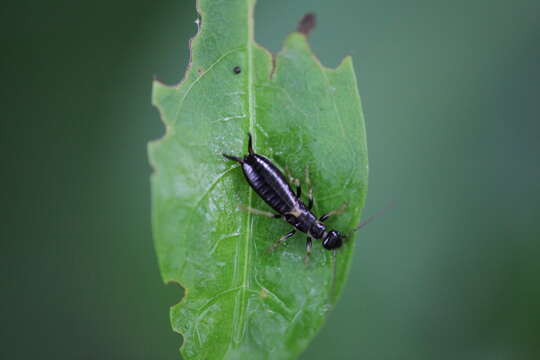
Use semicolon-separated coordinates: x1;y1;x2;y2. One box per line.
149;1;368;358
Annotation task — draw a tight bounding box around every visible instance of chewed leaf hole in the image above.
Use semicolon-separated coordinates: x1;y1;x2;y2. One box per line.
166;280;185;307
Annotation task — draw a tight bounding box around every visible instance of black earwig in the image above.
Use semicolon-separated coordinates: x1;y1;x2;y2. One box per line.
223;133;367;260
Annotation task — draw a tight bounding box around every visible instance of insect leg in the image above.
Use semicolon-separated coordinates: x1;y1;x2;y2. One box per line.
305;166;313;210
285;165;302;198
319;203;348;222
238;204;281;219
304;236;313;265
266;230;296;253
294;178;301;198
284;165;293;183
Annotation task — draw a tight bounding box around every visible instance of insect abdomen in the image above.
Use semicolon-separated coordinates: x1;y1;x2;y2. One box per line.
242;154;298;215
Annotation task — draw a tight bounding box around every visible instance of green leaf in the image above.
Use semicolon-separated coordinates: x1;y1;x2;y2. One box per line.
148;1;368;359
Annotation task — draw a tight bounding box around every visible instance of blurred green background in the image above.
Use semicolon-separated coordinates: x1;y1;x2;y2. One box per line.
2;0;539;359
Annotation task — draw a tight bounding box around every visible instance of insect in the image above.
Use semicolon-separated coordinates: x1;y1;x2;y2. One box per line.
223;133;366;261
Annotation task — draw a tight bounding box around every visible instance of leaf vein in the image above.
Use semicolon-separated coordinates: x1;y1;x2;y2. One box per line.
231;2;256;346
173;46;246;125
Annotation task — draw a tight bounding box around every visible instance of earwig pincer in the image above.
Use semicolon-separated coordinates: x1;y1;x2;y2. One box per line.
223;133;365;261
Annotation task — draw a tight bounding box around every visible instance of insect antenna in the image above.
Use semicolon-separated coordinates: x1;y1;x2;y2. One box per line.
346;201;396;237
326;248;346;309
330;248;338;295
328;202;395;301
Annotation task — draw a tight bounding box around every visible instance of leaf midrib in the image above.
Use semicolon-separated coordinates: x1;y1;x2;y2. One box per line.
231;0;256;347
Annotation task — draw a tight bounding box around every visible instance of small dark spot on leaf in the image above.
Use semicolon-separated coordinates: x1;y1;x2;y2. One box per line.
233;66;241;74
297;12;316;36
197;68;203;74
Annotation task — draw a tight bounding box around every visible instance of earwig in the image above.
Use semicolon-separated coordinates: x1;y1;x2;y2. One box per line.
224;133;369;261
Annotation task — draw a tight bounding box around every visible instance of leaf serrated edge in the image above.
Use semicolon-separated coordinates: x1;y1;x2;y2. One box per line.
147;0;207;354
